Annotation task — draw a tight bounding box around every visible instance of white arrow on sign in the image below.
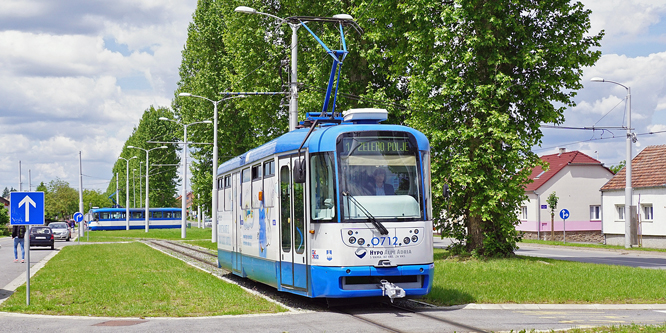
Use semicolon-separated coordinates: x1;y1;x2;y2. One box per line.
19;195;37;222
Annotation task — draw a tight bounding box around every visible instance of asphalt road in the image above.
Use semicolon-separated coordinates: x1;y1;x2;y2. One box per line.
1;236;665;332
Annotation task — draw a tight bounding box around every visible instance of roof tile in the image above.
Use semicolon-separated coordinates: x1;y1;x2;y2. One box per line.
601;145;666;191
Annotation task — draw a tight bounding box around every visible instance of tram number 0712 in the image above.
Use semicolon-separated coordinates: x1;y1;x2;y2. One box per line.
371;236;399;246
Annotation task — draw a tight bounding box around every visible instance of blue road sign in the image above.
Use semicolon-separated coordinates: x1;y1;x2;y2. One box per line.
73;212;84;223
559;208;570;220
10;192;45;225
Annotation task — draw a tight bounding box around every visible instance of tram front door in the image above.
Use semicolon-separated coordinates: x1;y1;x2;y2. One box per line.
278;156;307;291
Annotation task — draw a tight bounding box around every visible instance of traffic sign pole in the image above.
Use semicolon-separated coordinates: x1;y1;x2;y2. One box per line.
559;209;570;244
26;225;30;305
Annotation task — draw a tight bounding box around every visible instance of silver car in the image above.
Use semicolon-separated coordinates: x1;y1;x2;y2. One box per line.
49;222;71;241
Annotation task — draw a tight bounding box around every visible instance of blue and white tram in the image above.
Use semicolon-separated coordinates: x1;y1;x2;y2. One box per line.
87;207;182;231
216;109;434;300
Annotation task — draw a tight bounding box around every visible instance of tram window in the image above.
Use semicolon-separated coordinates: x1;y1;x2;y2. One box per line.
112;212;124;220
294;181;305;254
164;212;173;218
174;211;182;219
263;160;275;177
252;165;262;209
224;175;232;211
337;133;423;221
280;166;291;253
100;212;110;220
252;164;262;180
241;168;251;209
153;211;163;219
131;212;143;219
310;153;336;221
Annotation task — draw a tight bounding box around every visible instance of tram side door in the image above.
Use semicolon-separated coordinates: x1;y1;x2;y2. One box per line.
232;171;242;274
278;156;308;291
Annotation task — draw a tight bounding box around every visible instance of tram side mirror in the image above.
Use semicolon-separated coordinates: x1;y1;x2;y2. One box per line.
443;184;450;198
293;158;306;183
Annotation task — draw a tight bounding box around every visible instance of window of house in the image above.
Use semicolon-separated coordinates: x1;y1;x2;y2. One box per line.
616;205;625;221
642;204;654;221
521;206;527;220
590;205;601;220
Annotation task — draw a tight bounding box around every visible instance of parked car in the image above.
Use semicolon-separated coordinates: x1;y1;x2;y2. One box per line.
203;218;212;228
30;226;55;250
49;222;71;241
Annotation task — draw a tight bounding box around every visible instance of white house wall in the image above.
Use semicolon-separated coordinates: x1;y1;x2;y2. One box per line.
517;165;612;233
602;187;666;237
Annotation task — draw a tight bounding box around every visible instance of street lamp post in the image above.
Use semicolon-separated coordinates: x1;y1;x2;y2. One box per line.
119;156;137;230
128;145;168;232
133;169;136;208
591;77;633;248
139;161;144;206
178;93;245;243
159;117;212;239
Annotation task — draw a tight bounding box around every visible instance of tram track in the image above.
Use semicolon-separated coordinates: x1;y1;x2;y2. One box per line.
335;300;489;333
146;239;488;332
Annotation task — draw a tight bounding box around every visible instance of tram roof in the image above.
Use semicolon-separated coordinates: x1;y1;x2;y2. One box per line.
217;123;429;176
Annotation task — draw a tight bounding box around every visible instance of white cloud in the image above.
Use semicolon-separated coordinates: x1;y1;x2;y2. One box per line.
0;0;197;192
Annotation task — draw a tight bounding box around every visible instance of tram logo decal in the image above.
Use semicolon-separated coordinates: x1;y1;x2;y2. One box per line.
312;249;319;260
355;248;367;259
326;250;333;261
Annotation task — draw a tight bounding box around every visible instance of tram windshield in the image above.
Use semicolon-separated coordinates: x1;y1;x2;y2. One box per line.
337;132;423;221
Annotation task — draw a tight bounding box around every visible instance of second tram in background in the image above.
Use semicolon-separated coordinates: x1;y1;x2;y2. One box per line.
216;109;434;301
86;207;182;230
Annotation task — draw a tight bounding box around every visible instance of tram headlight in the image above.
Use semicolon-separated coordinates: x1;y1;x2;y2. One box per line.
403;237;410;245
357;238;365;246
414;229;419;234
348;230;353;236
349;236;356;244
412;235;418;243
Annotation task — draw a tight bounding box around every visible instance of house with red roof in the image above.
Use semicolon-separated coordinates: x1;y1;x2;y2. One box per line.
517;148;614;242
601;145;666;248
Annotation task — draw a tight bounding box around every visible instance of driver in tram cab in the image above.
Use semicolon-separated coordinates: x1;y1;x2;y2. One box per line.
366;167;394;195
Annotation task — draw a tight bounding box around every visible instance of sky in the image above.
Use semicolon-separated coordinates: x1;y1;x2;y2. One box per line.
1;0;666;195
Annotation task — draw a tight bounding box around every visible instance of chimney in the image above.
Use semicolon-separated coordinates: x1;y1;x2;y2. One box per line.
558;148;566;156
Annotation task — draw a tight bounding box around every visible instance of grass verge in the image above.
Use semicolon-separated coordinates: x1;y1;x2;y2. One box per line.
0;242;286;317
519;239;666;253
566;323;666;332
80;228;212;242
424;248;666;306
184;240;217;251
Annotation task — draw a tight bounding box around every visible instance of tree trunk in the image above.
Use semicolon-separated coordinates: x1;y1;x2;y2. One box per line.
551;214;555;241
467;214;485;253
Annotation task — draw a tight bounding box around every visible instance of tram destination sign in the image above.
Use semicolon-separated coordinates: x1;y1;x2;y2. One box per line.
341;137;413;155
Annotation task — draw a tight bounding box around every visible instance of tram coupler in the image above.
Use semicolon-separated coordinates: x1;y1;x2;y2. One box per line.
379;279;405;303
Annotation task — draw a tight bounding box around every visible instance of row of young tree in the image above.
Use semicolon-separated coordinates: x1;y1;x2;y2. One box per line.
164;0;602;257
105;106;181;209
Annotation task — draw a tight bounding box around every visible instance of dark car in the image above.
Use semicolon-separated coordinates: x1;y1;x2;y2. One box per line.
30;226;55;250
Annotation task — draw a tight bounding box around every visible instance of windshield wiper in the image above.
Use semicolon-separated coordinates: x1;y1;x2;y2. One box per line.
342;191;389;235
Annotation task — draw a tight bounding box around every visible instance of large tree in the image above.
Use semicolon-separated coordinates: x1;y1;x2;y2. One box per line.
405;0;603;256
44;178;78;220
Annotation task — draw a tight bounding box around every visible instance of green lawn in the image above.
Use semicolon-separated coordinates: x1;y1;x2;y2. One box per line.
567;324;666;333
520;239;666;253
0;242;285;317
79;227;212;242
185;239;218;251
425;249;666;306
